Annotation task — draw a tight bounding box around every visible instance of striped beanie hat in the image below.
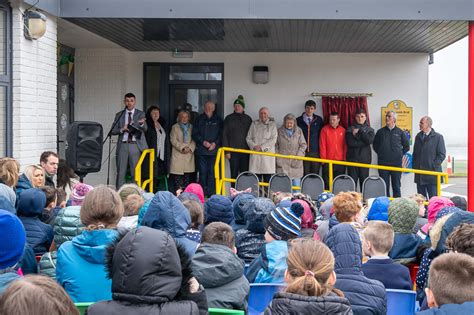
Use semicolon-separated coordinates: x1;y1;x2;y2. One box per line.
264;203;304;241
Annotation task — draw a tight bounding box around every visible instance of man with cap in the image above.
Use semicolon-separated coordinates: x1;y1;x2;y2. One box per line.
222;95;253;182
246;203;304;283
0;210;26;293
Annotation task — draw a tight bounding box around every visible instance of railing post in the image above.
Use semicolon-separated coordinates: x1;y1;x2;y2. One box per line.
149;151;154;193
437;175;441;197
221;148;226;196
214;148;221;195
329;162;333;192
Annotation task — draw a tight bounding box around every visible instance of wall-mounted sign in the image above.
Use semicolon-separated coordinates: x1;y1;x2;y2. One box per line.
381;100;413;145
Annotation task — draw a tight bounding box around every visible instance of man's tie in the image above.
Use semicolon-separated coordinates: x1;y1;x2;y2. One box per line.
127;111;133;143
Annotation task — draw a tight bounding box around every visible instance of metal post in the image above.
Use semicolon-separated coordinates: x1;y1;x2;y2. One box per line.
469;21;474;211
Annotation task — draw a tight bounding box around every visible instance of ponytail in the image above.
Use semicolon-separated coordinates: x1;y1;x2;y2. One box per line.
285;239;338;297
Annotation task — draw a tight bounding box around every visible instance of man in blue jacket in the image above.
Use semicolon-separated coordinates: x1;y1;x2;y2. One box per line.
373;110;410;197
296;100;324;176
192;101;223;197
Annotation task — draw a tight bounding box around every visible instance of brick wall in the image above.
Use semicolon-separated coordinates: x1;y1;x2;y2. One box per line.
11;1;57;169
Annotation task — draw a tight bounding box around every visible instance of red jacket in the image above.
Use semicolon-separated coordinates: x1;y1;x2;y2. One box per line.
320;125;347;161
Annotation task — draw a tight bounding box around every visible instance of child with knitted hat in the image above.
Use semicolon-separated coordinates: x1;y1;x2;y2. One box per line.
0;210;26;293
246;203;304;283
388;197;423;264
69;183;93;206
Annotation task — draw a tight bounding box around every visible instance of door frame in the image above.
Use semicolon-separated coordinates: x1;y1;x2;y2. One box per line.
143;62;224;127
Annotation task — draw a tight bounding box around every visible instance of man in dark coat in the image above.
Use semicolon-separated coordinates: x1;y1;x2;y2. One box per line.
346;108;375;190
412;116;446;199
192;101;223;197
222;95;253;181
373;110;410;197
296;100;324;175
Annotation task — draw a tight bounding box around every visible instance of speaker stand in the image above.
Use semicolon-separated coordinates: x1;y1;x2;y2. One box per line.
76;171;88;183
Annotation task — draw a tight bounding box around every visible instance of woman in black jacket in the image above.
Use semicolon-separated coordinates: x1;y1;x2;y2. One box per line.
87;226;208;315
144;106;169;191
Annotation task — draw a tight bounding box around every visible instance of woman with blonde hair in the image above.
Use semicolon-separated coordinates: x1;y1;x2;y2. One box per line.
16;164;45;202
170;110;196;191
265;239;352;314
56;185;123;302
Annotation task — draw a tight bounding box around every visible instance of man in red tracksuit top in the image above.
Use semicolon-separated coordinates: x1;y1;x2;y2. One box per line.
320;112;347;189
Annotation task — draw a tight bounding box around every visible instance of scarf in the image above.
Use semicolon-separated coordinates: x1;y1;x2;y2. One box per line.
179;123;190;143
285;128;294;138
155;123;166;161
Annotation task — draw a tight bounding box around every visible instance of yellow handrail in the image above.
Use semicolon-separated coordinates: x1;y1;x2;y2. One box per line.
135;148;155;192
215;147;449;196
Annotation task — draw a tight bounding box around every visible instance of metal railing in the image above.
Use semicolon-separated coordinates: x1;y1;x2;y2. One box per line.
135;148;155;192
214;147;449;197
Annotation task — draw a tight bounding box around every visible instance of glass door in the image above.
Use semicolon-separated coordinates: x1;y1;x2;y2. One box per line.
169;84;222;124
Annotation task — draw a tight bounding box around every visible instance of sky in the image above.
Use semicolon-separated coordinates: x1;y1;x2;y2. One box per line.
429;36;468;158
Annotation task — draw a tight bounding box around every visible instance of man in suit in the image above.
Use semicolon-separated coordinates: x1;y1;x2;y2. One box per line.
112;93;148;189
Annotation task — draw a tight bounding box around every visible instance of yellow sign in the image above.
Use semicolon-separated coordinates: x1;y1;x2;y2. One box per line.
381;100;413;144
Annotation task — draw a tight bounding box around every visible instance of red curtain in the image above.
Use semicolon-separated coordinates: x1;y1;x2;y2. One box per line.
321;96;370;129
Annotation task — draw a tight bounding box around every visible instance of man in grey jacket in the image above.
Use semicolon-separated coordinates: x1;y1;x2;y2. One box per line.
111;93;148;189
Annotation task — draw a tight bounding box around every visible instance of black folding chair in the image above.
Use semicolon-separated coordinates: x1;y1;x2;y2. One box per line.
235;171;260;197
332;174;356;194
301;173;325;200
268;173;292;197
362;175;387;200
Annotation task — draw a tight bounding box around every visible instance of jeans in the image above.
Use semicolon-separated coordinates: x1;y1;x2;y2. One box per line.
292;177;301;193
417;184;438;200
197;155;216;197
379;169;402;197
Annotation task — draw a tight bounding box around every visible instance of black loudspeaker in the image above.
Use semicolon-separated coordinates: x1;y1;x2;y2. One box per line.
66;121;103;174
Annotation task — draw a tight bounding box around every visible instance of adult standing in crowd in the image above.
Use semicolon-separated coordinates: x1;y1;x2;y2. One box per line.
296;100;324;176
40;151;59;188
192;101;223;197
246;107;278;184
111;93;148;189
170;110;196;192
223;95;253;181
276;114;307;190
346;108;375;190
319;112;347;189
412;116;446;199
374;110;410;197
145;105;168;190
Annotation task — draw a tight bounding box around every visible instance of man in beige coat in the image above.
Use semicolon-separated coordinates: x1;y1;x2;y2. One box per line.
246;107;278;185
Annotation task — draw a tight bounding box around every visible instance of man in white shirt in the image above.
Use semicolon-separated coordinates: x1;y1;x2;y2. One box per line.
111;93;148;188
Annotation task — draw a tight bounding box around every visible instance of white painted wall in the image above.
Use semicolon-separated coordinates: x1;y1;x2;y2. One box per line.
11;1;57;169
75;49;428;195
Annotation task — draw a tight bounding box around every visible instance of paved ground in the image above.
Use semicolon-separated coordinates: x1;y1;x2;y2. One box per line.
441;177;467;198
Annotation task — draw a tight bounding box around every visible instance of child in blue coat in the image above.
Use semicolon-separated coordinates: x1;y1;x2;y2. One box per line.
56;185;123;302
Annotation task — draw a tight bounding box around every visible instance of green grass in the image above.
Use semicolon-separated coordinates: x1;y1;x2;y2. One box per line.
442;159;467;177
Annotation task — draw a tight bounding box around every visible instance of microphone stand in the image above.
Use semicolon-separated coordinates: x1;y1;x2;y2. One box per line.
103;107;126;186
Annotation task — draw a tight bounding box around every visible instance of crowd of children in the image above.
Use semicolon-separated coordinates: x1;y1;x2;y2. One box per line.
0;156;473;314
